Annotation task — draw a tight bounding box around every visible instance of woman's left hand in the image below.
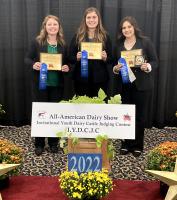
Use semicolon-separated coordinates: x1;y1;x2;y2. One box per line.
61;65;69;72
102;50;107;61
140;62;149;72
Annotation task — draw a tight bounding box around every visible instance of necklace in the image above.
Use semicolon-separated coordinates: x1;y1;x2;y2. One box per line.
47;39;57;48
49;44;57;48
124;39;136;50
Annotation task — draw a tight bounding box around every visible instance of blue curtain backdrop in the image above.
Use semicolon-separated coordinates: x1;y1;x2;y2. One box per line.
0;0;176;127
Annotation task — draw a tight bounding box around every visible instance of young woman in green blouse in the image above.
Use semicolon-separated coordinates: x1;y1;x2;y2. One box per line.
25;15;69;156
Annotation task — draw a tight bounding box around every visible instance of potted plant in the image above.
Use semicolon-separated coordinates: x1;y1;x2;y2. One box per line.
57;89;120;168
59;169;113;200
0;104;5;115
58;89;121;153
0;139;23;189
57;130;115;170
58;90;118;199
146;141;177;197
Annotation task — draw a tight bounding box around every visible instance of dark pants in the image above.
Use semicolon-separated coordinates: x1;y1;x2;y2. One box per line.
35;137;58;148
121;83;151;151
33;86;63;148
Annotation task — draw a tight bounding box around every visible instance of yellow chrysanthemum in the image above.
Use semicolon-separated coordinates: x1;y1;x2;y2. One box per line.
59;169;113;200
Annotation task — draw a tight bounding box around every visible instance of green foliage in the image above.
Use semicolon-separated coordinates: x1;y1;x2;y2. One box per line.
56;129;71;138
72;137;79;146
147;141;177;171
98;88;107;101
57;88;120;159
95;135;108;148
60;88;121;104
56;129;79;154
108;94;122;104
107;142;115;160
57;131;115;160
60;95;105;104
147;151;165;171
147;150;176;171
0;139;23;180
95;135;115;160
0;104;5;115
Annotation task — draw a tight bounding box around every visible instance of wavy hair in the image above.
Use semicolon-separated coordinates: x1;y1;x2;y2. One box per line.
36;15;65;46
117;16;146;42
76;7;107;47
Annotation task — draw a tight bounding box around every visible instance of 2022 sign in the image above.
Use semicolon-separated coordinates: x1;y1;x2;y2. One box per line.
68;153;102;173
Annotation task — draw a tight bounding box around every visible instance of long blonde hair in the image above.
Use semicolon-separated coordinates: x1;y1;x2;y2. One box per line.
76;7;107;47
36;15;65;46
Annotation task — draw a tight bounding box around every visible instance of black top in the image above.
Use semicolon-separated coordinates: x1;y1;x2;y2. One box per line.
113;37;158;91
69;34;112;83
25;39;68;88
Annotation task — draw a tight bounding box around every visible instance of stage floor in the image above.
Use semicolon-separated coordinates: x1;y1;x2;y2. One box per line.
1;176;163;200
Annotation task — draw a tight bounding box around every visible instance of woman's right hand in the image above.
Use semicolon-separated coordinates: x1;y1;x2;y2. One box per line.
113;63;122;74
33;62;41;70
76;52;82;61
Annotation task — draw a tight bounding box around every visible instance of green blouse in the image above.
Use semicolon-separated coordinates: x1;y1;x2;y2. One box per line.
47;44;59;86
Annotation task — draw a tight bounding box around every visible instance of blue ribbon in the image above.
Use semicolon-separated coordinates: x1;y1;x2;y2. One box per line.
118;57;130;84
81;50;88;78
39;63;48;90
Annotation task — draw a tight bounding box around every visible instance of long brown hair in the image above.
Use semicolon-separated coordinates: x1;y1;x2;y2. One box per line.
36;15;65;46
76;7;107;47
117;16;146;42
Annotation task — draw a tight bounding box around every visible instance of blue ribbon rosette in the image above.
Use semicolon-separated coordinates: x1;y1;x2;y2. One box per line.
39;63;48;90
81;50;88;78
118;57;130;84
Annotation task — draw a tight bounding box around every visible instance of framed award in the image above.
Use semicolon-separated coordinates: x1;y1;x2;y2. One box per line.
121;49;144;67
40;53;62;71
81;42;102;60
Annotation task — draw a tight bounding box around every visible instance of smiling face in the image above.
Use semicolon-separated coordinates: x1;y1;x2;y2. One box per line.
45;18;59;37
122;21;135;39
85;11;99;30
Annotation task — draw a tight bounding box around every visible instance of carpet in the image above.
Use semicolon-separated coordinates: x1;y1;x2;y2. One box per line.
1;126;177;180
1;176;163;200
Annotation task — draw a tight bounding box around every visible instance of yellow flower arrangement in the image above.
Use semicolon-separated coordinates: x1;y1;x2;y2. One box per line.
0;139;23;180
59;169;113;200
147;141;177;171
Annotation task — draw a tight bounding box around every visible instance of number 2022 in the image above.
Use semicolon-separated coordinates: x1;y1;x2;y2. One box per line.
69;155;101;173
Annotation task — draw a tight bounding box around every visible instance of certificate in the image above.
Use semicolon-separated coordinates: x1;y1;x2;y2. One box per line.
121;49;144;67
40;53;62;71
81;42;102;60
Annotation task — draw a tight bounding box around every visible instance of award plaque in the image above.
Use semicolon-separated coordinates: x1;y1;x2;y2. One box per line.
81;42;102;60
121;49;144;67
135;55;145;66
40;53;62;70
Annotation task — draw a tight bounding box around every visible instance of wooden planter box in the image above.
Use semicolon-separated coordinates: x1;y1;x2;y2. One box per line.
68;138;110;170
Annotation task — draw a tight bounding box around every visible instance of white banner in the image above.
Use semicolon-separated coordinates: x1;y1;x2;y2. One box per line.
31;102;135;139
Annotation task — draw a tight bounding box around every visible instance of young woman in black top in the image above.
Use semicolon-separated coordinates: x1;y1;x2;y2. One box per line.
69;7;112;97
113;16;158;157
